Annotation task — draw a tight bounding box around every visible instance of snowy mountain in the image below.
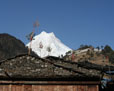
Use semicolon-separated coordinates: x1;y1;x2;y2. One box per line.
26;31;71;57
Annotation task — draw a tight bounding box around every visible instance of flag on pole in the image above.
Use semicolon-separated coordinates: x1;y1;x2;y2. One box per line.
26;30;35;41
33;20;39;28
26;19;39;55
26;30;35;55
71;52;75;61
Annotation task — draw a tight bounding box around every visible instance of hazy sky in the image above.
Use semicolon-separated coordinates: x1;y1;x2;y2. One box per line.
0;0;114;49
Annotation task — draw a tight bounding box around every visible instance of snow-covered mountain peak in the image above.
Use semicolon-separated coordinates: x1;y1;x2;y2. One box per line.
49;32;55;36
40;31;48;35
26;31;72;58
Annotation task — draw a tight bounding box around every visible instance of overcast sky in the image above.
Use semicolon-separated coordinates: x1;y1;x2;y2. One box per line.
0;0;114;49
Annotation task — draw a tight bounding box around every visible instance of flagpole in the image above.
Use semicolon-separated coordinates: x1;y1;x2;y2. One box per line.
28;41;32;55
28;30;35;55
27;19;39;55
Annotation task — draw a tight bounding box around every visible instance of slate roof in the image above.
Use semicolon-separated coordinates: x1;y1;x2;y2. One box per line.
0;54;114;81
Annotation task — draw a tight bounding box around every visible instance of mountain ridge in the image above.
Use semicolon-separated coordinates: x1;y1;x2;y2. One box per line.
0;33;28;61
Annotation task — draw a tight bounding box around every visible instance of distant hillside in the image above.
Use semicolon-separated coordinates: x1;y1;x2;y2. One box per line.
64;45;114;65
0;33;36;61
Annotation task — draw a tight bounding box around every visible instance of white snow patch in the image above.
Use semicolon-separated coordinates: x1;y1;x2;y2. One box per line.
26;31;72;58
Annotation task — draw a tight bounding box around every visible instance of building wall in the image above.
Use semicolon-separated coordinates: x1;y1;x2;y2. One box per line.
0;84;99;91
0;81;100;91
